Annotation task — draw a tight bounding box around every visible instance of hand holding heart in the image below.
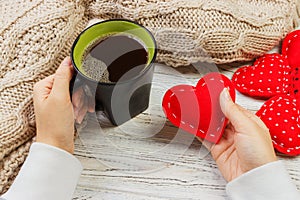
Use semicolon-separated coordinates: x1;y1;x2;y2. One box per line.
162;72;277;181
211;89;277;182
162;73;236;143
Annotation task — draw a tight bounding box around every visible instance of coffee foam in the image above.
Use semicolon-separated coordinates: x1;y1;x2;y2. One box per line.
82;53;110;83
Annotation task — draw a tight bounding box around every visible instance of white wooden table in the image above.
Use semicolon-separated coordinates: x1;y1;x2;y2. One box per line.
72;62;300;200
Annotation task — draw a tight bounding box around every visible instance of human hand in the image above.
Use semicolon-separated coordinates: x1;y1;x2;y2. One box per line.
207;88;277;182
33;57;94;154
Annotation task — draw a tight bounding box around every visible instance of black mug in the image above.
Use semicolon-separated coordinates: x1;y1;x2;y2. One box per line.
70;19;157;125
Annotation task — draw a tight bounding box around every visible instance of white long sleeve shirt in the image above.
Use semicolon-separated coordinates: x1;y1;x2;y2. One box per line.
2;143;300;200
2;143;82;200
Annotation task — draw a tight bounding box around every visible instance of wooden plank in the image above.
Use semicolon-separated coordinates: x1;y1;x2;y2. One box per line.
73;63;300;199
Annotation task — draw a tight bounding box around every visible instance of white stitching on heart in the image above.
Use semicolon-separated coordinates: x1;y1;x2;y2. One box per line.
167;76;229;139
234;55;290;95
260;95;300;153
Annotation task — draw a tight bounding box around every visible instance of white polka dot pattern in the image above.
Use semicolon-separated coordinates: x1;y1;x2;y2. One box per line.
256;95;300;156
232;53;291;98
233;30;300;156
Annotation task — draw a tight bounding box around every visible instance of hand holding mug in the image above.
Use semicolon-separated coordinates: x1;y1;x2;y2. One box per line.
33;57;94;154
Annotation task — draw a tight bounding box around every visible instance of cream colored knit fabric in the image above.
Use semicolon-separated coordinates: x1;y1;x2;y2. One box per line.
0;0;88;194
88;0;299;67
296;0;300;26
0;0;299;195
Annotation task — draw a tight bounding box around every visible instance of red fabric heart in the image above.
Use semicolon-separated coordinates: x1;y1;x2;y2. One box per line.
256;94;300;156
282;30;300;101
162;72;235;143
282;30;300;68
230;30;300;156
232;53;291;98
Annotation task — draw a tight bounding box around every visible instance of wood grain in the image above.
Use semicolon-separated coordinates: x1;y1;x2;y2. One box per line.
73;62;300;200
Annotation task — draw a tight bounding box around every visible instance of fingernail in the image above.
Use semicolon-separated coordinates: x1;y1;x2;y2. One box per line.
220;88;232;103
73;105;79;119
78;115;84;124
74;109;79;119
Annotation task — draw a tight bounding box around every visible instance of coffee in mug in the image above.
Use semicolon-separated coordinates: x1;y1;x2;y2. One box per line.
81;34;148;83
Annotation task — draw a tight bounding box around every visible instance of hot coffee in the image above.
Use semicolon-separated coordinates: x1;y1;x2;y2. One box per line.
81;34;148;83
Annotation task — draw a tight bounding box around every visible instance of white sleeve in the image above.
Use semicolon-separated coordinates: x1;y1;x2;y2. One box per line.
226;160;300;200
1;142;82;200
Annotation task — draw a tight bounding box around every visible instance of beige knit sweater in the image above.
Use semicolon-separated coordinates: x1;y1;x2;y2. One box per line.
0;0;88;193
87;0;299;66
0;0;299;194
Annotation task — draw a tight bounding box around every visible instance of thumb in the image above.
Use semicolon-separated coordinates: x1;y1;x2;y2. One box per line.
219;88;252;131
51;57;73;100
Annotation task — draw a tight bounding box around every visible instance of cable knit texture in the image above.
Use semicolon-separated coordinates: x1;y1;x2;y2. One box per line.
0;0;299;194
0;0;88;194
87;0;299;66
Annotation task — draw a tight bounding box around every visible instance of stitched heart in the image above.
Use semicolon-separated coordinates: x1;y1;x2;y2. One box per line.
232;53;291;98
256;94;300;156
162;72;235;143
282;30;300;68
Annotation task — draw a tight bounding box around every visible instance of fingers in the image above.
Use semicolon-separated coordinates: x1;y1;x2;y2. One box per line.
72;87;95;123
220;88;256;131
72;90;95;124
88;97;95;112
51;57;74;100
76;97;89;124
72;87;85;116
235;104;269;132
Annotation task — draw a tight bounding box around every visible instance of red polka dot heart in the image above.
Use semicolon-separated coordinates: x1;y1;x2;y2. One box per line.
232;53;291;98
233;30;300;156
256;95;300;156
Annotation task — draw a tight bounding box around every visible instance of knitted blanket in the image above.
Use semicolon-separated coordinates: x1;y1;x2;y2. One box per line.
0;0;299;194
0;0;88;193
87;0;299;66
